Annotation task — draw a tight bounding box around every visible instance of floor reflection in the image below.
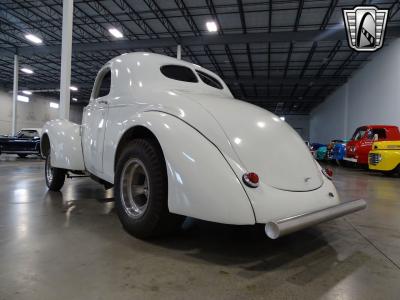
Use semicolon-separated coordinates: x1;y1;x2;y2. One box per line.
0;157;399;299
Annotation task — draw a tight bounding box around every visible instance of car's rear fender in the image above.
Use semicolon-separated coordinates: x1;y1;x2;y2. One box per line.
106;111;256;225
41;119;85;171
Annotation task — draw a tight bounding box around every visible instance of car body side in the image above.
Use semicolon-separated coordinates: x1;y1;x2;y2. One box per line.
369;141;400;172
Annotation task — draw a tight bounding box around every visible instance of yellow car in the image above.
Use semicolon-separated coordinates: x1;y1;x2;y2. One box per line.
369;141;400;175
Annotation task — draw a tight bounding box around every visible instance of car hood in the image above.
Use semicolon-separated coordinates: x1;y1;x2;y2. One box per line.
155;92;323;192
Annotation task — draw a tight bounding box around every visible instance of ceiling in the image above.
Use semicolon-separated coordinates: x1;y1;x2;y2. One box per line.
1;0;400;114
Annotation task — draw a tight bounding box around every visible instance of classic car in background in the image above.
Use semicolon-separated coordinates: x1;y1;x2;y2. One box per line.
327;140;348;165
40;52;366;239
315;145;328;161
309;143;326;159
344;125;400;166
369;141;400;175
0;128;42;158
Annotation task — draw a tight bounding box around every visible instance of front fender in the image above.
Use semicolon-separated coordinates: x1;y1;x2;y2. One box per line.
41;119;85;170
105;111;255;225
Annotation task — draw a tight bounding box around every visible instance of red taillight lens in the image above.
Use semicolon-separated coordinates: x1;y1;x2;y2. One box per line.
322;168;333;179
243;172;259;188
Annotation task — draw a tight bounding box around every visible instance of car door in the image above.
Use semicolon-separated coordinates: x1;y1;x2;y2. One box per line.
7;131;31;151
360;128;387;164
21;130;39;151
82;67;112;175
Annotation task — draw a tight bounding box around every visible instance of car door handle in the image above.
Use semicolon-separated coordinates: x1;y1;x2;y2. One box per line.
98;100;108;105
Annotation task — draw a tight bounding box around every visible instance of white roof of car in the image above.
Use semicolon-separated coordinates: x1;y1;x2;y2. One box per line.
101;52;233;98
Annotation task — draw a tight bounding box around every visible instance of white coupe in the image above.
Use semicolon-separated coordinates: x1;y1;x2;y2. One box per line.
41;52;366;239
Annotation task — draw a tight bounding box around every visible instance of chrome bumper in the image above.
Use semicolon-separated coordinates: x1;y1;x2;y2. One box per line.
265;199;367;239
343;157;357;163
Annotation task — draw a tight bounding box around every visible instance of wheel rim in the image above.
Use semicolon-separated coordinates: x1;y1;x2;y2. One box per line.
120;158;150;218
46;154;54;183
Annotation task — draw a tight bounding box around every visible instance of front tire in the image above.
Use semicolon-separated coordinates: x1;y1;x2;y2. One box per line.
45;154;66;191
114;139;184;239
381;166;400;177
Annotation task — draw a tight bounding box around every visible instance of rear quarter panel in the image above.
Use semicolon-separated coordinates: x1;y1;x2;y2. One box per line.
103;110;255;225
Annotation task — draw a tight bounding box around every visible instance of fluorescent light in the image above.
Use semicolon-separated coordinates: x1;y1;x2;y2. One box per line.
17;95;29;103
206;21;218;32
50;102;59;109
25;34;42;44
70;86;78;91
21;68;33;74
72;97;78;102
109;28;123;38
22;90;32;95
279;116;285;121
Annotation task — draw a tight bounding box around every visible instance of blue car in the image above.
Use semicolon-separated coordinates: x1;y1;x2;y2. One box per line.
309;143;327;160
0;128;42;158
328;140;348;165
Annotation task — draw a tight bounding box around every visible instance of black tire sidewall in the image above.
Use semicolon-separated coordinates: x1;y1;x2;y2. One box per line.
114;139;170;238
45;155;65;191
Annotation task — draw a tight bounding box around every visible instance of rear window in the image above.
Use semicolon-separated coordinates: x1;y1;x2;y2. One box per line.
196;70;223;89
367;128;387;140
160;65;198;83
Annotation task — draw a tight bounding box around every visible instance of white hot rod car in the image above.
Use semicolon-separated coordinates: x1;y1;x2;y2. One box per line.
41;52;366;239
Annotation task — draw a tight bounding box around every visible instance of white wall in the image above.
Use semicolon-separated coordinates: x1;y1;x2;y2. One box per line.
0;89;83;135
310;38;400;143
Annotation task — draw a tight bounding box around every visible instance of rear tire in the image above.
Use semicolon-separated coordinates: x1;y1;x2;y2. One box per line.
45;154;66;191
114;139;184;239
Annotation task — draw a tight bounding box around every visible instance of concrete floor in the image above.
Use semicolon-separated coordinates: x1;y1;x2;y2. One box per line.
0;155;399;300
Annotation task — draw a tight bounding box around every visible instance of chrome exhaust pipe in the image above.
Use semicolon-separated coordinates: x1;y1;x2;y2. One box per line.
265;199;367;239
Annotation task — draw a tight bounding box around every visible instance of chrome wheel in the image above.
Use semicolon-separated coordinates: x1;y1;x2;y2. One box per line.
120;158;150;218
46;154;54;183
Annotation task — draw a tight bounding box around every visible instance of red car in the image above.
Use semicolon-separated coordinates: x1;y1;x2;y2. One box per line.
344;125;400;166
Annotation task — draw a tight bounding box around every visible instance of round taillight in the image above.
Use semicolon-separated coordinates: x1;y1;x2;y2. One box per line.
242;172;259;188
323;168;333;179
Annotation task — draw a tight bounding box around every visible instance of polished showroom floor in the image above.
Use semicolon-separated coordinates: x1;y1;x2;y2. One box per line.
0;155;399;300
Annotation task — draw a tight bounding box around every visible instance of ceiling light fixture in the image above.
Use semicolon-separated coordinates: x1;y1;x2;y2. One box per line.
279;116;285;121
21;68;34;74
22;90;32;95
17;95;29;103
109;28;123;38
49;102;59;109
25;34;43;44
206;21;218;32
72;98;78;102
70;86;78;91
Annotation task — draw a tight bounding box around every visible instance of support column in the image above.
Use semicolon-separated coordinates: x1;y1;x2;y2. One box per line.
343;82;349;139
177;44;181;60
12;54;18;135
59;0;74;120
